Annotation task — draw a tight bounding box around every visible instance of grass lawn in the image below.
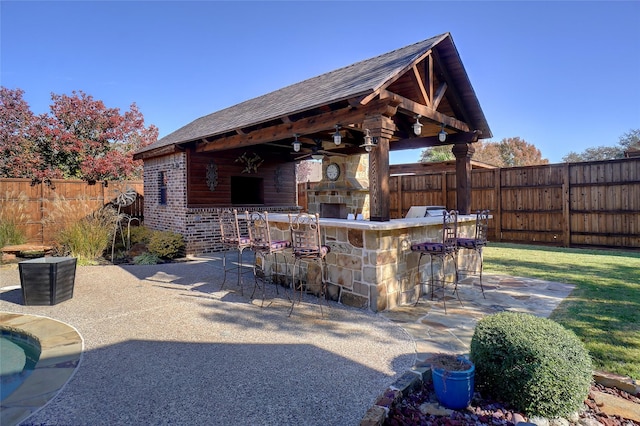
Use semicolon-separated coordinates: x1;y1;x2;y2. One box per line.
482;243;640;380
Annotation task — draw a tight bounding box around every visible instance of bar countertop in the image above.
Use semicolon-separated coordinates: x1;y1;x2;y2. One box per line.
266;213;477;231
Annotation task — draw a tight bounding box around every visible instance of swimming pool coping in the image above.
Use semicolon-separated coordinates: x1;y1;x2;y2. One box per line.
0;312;83;426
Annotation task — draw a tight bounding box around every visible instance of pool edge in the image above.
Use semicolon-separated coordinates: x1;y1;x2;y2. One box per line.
0;312;83;426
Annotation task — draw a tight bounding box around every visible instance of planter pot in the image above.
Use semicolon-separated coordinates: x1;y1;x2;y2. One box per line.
18;257;77;305
432;357;475;409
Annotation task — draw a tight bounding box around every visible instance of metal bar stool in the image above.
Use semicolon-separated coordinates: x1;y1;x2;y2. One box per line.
456;209;490;298
218;209;253;295
410;209;461;313
288;212;331;317
245;211;291;307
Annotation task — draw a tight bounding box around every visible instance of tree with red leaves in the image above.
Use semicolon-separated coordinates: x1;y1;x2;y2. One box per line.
0;87;158;182
0;87;44;179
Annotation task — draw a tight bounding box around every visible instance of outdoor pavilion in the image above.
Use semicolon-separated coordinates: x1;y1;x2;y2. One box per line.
134;32;492;255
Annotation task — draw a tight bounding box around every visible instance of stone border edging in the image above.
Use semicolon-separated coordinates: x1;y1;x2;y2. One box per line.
360;365;640;426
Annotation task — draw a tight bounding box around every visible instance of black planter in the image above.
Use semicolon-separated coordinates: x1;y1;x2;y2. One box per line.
18;257;77;305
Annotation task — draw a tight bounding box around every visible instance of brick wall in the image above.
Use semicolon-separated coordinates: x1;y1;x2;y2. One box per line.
143;153;298;255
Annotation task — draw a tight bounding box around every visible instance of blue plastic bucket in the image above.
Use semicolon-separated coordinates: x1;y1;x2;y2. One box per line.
432;360;475;409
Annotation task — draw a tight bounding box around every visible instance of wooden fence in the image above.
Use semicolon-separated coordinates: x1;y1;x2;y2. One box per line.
5;157;638;249
0;179;143;245
300;157;640;249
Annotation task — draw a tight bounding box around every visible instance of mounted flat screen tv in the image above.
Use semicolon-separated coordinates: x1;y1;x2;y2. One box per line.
231;176;264;205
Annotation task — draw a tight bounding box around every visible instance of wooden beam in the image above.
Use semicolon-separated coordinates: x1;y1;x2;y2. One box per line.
413;65;429;107
359;49;434;106
390;131;480;151
379;89;470;132
427;54;433;106
133;144;178;160
195;98;400;153
432;82;447;109
431;48;473;127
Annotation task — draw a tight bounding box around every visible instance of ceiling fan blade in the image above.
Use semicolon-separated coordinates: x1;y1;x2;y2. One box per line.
318;150;348;157
294;153;312;160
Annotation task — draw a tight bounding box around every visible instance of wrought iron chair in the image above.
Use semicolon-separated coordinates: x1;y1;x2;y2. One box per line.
410;209;461;313
245;211;291;307
218;209;253;295
288;212;331;317
456;209;490;298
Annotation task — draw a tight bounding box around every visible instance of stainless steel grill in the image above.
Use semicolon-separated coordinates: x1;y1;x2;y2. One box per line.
405;206;447;218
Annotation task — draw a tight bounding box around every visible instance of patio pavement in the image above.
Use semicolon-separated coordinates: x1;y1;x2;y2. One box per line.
0;254;574;425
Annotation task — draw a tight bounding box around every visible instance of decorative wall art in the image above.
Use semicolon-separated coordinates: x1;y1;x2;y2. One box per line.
206;161;218;192
274;166;283;193
235;152;263;173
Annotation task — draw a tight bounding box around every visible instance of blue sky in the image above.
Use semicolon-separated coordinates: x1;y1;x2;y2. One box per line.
2;1;639;164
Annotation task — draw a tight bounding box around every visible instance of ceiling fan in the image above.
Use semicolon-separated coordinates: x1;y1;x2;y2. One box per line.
294;138;347;161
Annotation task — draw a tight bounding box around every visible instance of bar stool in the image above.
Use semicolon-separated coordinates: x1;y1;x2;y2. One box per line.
288;212;331;317
245;210;291;307
411;209;461;313
456;209;490;298
218;209;253;295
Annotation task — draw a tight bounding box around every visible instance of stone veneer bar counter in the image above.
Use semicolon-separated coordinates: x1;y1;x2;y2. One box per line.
265;214;479;312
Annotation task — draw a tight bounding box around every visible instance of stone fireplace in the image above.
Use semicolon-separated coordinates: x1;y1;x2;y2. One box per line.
320;203;347;219
306;154;371;219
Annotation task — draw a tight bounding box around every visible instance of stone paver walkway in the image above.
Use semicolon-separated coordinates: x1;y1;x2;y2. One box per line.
381;275;575;362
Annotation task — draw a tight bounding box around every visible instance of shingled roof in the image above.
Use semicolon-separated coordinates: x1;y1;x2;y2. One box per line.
137;32;490;156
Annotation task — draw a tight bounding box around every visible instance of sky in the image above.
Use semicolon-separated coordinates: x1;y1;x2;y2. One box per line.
1;1;639;165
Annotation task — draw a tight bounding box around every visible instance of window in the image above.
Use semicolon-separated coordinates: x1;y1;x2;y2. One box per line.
231;176;264;205
159;171;167;205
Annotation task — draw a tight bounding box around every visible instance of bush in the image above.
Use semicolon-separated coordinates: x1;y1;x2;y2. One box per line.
133;252;161;265
128;225;152;245
0;190;28;248
470;312;592;418
56;206;120;264
147;230;184;259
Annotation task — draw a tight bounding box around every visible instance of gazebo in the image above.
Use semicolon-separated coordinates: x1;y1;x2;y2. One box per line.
134;32;491;255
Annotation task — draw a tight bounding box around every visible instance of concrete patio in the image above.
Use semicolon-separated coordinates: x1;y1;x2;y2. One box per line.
0;254;573;425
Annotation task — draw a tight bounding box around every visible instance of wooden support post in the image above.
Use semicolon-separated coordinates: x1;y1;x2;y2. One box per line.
365;115;395;222
451;143;475;215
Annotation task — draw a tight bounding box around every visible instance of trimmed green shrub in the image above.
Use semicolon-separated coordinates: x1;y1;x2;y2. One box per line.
128;225;152;245
470;312;592;418
147;230;185;259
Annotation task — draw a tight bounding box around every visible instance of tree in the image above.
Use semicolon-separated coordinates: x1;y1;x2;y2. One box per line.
0;87;158;181
419;137;548;167
0;87;43;178
419;145;454;162
562;129;639;162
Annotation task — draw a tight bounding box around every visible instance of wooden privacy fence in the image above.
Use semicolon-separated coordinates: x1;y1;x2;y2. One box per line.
300;158;640;249
0;179;143;245
393;158;640;248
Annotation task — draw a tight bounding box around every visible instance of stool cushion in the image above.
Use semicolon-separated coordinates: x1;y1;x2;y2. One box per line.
223;236;252;245
293;245;330;258
457;238;486;249
254;240;291;250
411;242;445;253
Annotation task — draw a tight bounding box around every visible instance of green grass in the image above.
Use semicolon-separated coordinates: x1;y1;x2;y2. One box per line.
483;243;640;380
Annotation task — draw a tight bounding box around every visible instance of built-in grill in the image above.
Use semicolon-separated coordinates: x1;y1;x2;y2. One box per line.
405;206;447;219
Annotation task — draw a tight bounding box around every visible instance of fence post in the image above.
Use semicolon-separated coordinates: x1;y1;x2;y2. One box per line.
494;168;502;242
441;172;447;207
398;175;403;217
562;163;571;247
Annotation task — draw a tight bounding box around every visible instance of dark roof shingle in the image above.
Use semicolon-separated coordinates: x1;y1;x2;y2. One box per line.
138;33;448;154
